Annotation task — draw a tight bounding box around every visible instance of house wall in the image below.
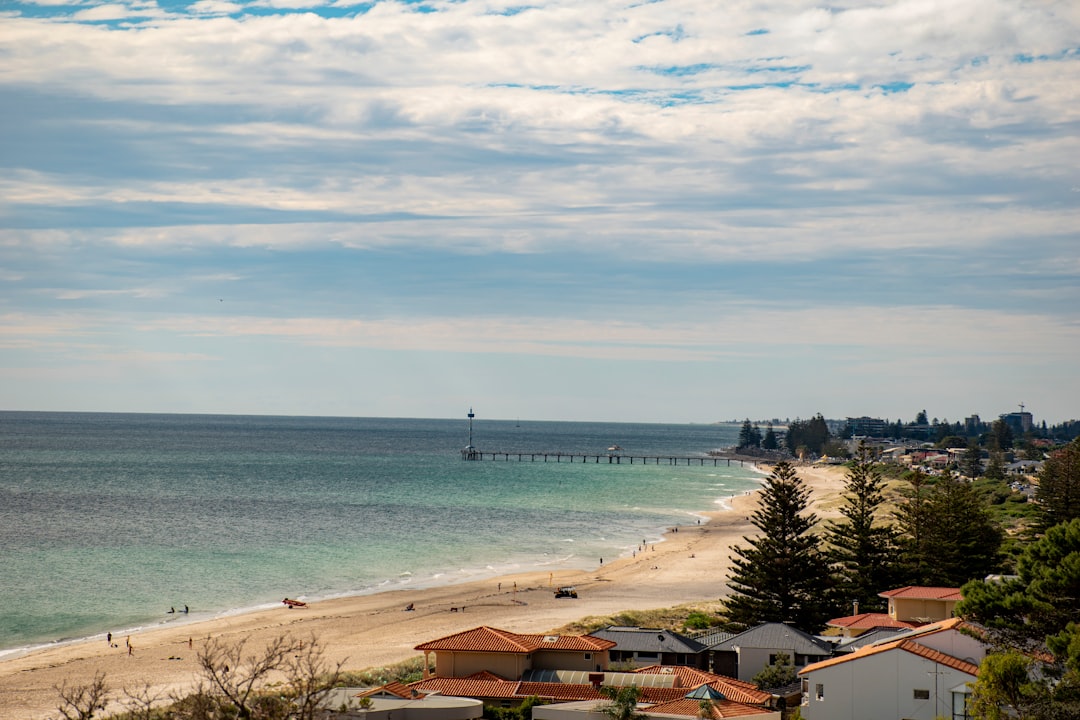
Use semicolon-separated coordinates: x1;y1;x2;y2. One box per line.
734;647;775;683
801;649;975;720
435;651;528;679
890;598;957;622
533;649;607;672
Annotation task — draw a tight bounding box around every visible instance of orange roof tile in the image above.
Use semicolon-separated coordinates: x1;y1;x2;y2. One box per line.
826;613;920;630
633;666;769;706
415;626;615;653
410;677;523;699
645;697;774;718
799;618;977;676
879;586;963;601
356;681;417;699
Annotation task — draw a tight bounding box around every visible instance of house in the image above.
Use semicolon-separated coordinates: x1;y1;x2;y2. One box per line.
881;586;962;624
373;626;776;717
704;622;833;683
826;586;962;637
590;626;709;669
414;626;615;680
797;618;986;720
529;672;779;720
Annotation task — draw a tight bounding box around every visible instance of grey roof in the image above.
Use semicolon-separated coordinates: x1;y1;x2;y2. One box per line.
685;685;727;701
694;629;736;647
590;626;708;654
705;622;832;656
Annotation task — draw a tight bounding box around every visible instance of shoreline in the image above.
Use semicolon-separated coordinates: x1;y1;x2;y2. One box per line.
0;463;847;720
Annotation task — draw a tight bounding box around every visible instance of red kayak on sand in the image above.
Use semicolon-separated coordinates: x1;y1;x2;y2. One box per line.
282;597;307;608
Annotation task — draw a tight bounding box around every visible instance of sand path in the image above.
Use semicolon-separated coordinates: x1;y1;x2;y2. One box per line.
0;464;847;719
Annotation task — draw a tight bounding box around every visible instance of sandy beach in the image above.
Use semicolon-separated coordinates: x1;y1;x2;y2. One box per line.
0;464;847;720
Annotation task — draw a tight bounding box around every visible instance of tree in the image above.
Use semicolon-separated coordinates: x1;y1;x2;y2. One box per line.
598;685;646;720
957;519;1080;719
752;651;797;690
963;440;983;480
1036;438;1080;532
785;415;830;457
190;632;342;720
894;471;1003;586
724;461;829;630
738;420;755;450
823;443;899;615
737;420;762;450
53;673;109;720
892;470;934;585
985;451;1007;481
762;423;778;450
991;419;1014;451
281;635;347;720
925;471;1003;585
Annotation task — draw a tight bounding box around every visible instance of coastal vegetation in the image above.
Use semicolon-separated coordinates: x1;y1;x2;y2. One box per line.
723;461;830;630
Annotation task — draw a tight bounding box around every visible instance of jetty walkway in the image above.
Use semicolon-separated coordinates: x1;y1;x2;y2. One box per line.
461;449;749;465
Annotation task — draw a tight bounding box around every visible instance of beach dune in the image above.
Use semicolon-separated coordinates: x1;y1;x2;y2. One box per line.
0;465;847;720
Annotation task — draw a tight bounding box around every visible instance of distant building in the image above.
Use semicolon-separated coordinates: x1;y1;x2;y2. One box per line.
1001;410;1034;434
846;417;888;438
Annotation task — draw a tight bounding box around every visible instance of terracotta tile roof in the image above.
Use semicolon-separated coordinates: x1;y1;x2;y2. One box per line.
644;697;774;718
898;640;980;676
799;618;977;676
703;680;772;707
355;681;416;699
826;613;920;630
632;667;770;706
410;677;523;699
516;682;606;701
415;626;615;653
879;586;963;601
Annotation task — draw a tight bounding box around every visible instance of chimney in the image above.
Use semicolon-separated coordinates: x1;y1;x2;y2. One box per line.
853;600;859;615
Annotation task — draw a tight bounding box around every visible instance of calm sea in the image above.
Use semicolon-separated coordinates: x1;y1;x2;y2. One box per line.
0;412;760;656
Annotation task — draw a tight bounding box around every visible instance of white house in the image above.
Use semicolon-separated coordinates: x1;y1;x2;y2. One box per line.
797;618;985;720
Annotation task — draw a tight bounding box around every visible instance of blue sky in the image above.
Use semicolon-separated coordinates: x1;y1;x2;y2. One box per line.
1;0;1078;425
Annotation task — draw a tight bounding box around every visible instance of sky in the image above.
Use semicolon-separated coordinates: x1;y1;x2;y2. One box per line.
1;0;1078;426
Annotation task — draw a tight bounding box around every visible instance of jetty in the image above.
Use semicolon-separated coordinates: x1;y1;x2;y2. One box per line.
460;449;748;465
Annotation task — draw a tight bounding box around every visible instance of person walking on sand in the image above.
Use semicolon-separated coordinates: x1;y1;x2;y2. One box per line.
107;632;112;645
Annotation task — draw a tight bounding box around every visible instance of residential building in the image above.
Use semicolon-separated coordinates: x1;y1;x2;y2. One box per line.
826;586;962;638
798;618;985;720
590;626;709;669
703;622;833;683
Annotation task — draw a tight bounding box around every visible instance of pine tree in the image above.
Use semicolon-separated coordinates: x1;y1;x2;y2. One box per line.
762;423;778;451
895;471;1003;586
1036;438;1080;532
724;461;829;630
892;470;934;585
823;443;899;614
738;420;755;450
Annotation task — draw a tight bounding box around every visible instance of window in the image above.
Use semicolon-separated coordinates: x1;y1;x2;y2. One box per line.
584;653;592;660
815;684;824;700
914;689;931;700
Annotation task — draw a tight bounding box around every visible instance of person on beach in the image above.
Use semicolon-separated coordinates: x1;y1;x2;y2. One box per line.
106;632;111;645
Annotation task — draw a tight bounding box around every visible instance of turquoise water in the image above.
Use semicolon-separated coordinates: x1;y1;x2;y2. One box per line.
0;413;760;655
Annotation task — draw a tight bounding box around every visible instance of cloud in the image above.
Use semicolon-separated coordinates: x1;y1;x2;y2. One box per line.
0;0;1077;421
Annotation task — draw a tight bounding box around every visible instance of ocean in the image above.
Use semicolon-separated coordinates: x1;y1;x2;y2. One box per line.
0;412;761;656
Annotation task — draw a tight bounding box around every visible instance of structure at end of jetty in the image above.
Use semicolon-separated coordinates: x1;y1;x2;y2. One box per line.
461;407;480;460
